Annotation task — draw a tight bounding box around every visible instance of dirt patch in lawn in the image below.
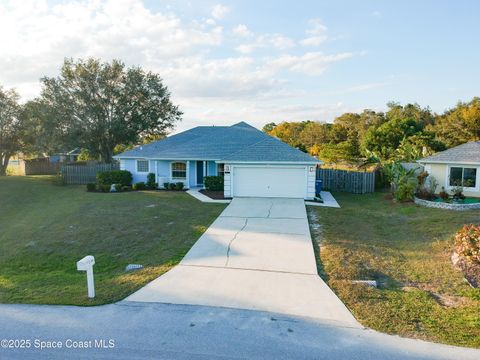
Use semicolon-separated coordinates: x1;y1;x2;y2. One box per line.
199;189;226;200
452;252;480;288
307;191;480;348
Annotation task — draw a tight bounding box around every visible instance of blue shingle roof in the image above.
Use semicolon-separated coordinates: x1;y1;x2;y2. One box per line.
115;122;320;164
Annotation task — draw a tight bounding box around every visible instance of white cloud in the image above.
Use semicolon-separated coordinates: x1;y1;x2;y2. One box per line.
370;11;382;18
235;33;295;53
300;19;328;47
232;24;253;37
0;0;223;98
0;0;361;132
211;4;229;20
162;56;281;98
269;52;354;75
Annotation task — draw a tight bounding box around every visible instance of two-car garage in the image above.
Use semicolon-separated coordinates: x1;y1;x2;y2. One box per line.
225;164;316;200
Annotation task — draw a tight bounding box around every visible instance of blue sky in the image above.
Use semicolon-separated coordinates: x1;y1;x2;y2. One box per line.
1;0;479;131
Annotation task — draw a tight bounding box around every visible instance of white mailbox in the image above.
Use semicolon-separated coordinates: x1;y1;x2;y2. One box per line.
77;255;95;298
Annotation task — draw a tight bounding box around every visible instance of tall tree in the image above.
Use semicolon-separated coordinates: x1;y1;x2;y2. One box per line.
430;97;480;147
0;87;23;175
40;58;182;162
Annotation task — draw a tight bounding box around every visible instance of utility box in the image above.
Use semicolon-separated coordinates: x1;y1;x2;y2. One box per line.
315;179;323;197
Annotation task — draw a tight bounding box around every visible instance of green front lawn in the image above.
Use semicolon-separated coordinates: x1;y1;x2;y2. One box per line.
0;176;226;305
308;192;480;348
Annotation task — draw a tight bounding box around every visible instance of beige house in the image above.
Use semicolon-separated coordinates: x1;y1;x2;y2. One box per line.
418;141;480;197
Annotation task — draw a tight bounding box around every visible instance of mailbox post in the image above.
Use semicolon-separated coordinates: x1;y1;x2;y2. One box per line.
76;255;95;298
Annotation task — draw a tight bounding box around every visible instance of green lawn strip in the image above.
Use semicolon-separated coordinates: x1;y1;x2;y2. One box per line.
0;176;226;305
308;192;480;348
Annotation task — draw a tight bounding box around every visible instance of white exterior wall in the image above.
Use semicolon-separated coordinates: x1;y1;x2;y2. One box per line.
223;163;317;200
223;164;232;198
427;162;480;197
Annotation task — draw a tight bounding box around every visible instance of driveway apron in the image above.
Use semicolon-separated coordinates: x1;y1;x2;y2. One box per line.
125;197;359;327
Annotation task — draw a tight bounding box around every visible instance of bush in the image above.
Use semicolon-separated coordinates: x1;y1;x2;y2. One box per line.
454;225;480;264
114;183;122;192
100;184;110;193
97;170;132;186
86;183;96;192
146;173;156;189
133;182;146;190
204;176;224;191
122;185;131;192
395;182;415;202
439;187;449;200
163;182;170;189
175;182;184;190
168;183;176;190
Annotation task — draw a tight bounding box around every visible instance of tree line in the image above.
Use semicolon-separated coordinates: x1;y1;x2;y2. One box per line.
0;58;182;175
263;99;480;166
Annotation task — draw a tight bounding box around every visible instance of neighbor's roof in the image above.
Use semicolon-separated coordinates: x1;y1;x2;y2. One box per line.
114;122;320;164
418;141;480;164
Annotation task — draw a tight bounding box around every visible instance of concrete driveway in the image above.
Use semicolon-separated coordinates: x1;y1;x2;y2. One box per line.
126;198;359;327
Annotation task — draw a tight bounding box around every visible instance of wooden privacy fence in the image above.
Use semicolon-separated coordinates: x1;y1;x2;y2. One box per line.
8;158;60;175
61;162;119;184
316;168;375;194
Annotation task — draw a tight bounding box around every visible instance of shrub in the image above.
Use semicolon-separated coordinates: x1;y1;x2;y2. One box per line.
204;176;224;191
100;184;110;193
175;182;184;190
163;182;170;189
133;182;146;190
454;225;480;264
146;173;156;189
451;186;465;201
395;182;415;202
114;183;122;192
86;183;96;192
97;170;132;186
168;183;176;190
122;185;131;192
439;187;449;200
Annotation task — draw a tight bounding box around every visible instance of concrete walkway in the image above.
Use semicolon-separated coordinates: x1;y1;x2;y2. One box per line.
126;197;359;327
305;191;341;208
186;188;231;203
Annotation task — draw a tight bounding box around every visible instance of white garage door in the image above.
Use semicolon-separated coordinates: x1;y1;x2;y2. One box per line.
233;166;306;198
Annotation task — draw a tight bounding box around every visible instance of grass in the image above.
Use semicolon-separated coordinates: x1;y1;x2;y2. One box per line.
0;176;226;305
307;192;480;348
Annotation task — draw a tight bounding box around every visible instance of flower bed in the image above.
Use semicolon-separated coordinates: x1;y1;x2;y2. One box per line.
414;196;480;211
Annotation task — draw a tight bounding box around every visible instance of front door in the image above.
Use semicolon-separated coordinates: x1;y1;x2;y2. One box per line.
196;161;204;185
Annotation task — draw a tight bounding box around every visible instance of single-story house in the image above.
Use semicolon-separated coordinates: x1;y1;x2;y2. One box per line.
114;122;321;200
49;148;82;163
418;141;480;197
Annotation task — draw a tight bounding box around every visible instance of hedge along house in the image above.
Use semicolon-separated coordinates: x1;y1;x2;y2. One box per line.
418;141;480;197
113;122;321;200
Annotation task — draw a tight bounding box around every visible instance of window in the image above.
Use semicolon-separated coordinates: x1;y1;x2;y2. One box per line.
171;162;187;179
137;160;149;173
217;163;225;177
449;166;477;188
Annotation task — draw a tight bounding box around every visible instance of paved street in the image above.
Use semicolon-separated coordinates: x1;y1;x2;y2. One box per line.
1;302;479;359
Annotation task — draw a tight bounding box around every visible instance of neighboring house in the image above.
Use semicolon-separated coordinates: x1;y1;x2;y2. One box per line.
49;148;82;163
114;122;321;200
418;141;480;197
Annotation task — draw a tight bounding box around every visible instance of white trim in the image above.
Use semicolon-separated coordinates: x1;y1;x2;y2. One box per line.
136;159;149;173
419;160;480;166
169;161;188;182
113;156;322;165
217;160;321;165
230;164;309;199
445;164;479;191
